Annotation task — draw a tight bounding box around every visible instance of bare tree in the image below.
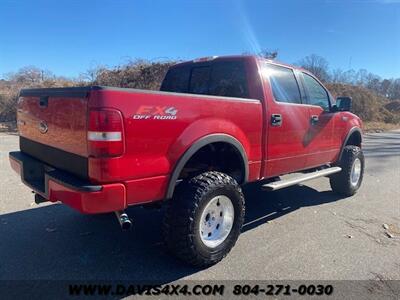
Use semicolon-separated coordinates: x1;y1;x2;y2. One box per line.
258;49;278;59
355;69;369;86
331;68;346;83
298;54;330;82
380;79;392;97
242;49;278;59
80;66;105;84
387;79;400;100
6;66;54;85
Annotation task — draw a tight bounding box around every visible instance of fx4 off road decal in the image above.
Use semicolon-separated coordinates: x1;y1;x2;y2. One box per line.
133;106;178;120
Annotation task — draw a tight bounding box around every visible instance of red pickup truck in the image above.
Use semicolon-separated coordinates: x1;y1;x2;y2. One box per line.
10;55;364;266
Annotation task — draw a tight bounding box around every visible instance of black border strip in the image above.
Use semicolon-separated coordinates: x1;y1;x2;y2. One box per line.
19;85;260;103
9;151;102;195
338;127;363;160
165;134;249;199
20;136;88;180
19;86;96;98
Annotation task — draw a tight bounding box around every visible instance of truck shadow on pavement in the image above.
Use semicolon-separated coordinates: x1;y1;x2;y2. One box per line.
0;183;345;284
242;182;344;232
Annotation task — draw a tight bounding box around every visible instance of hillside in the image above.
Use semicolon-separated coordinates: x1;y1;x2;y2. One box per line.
326;83;400;124
384;100;400;113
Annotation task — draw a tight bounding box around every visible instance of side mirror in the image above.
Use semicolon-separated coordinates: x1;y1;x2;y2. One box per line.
336;96;352;112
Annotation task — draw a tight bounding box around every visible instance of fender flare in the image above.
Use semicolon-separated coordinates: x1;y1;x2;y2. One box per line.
338;127;363;161
165;134;249;199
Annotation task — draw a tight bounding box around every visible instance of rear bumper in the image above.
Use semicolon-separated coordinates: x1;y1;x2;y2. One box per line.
9;151;126;214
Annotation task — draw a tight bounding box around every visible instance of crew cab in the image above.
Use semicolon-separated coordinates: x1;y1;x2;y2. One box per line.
9;55;364;266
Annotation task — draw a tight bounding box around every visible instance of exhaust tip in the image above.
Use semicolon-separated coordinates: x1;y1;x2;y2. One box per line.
34;193;48;204
115;211;132;231
121;218;132;231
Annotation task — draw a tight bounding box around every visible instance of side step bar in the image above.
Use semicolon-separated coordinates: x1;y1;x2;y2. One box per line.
262;167;342;191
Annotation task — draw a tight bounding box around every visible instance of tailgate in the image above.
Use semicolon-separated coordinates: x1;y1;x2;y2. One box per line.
17;87;91;179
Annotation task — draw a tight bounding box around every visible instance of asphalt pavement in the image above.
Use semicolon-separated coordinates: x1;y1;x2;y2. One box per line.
0;131;399;283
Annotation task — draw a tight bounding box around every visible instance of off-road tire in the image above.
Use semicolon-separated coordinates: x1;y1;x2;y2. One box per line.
163;171;245;267
330;145;364;196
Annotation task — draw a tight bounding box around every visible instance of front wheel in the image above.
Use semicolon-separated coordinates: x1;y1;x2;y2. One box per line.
163;171;245;267
330;145;365;196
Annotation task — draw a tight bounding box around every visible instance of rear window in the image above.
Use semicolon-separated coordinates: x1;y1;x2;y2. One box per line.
263;63;302;104
160;66;191;93
189;66;210;94
161;61;249;99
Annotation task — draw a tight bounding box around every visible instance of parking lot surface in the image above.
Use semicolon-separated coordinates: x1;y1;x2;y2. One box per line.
0;131;399;282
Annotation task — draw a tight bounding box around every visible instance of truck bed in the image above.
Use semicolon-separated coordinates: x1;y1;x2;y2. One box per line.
17;86;263;189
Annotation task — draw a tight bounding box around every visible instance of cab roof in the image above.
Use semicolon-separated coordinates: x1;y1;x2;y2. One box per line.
172;55;308;73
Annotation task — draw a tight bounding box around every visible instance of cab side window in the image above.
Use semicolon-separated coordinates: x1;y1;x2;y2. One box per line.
263;63;302;104
302;73;330;111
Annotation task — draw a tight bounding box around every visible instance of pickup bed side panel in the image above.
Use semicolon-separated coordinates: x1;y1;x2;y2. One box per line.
88;89;263;205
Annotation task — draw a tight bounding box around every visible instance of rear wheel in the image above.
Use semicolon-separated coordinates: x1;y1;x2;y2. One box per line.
163;171;245;267
330;145;364;196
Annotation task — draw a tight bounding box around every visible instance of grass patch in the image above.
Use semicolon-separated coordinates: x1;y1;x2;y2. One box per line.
0;121;17;134
363;122;400;133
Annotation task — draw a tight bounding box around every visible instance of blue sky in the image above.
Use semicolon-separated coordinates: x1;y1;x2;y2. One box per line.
0;0;399;79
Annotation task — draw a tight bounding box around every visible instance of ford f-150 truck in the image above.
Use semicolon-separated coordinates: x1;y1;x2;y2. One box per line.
9;55;364;266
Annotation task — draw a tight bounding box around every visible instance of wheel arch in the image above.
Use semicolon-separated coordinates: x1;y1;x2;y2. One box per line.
165;134;249;199
338;127;363;161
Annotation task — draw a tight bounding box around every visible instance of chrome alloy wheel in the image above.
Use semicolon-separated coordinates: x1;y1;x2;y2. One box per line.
199;195;235;248
350;158;362;186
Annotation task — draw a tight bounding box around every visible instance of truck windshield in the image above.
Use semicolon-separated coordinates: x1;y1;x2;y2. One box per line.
161;61;249;99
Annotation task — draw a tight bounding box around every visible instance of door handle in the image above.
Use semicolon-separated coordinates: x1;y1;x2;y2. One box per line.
39;96;48;108
310;115;319;125
271;114;282;126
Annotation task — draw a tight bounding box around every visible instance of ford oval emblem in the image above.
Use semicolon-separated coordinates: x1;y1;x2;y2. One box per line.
39;121;48;134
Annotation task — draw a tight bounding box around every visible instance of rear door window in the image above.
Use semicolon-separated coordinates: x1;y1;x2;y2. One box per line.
263;63;302;104
208;61;249;98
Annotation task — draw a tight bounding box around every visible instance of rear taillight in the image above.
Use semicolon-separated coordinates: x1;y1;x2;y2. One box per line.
88;109;124;157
